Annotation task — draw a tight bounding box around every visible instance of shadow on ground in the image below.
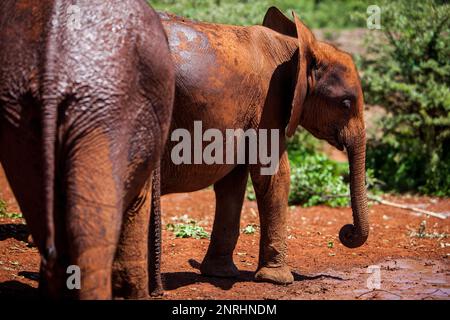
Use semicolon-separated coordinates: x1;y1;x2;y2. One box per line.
0;281;37;299
0;223;29;242
163;259;344;291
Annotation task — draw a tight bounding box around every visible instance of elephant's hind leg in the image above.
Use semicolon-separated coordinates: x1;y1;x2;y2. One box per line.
65;130;124;299
200;165;249;278
113;178;152;299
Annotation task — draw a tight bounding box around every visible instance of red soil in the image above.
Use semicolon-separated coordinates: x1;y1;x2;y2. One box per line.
0;166;449;300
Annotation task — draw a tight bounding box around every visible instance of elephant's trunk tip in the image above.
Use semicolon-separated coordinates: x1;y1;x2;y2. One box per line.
339;223;369;248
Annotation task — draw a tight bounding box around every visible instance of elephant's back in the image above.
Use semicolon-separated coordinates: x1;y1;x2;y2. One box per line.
0;1;53;100
0;0;165;102
161;18;268;130
0;0;174;153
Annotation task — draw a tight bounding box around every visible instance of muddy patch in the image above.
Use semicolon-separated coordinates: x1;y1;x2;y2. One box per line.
333;258;449;300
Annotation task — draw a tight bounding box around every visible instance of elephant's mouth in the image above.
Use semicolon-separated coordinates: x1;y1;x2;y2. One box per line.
332;131;346;151
329;138;345;151
314;130;345;151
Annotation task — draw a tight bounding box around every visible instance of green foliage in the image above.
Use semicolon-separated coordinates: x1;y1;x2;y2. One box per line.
247;131;351;207
359;0;450;196
166;220;209;239
0;199;7;216
242;224;257;234
245;185;256;201
151;0;270;26
288;134;350;207
150;0;370;29
0;199;22;219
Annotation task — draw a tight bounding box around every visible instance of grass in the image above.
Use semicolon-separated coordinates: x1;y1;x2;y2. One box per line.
242;224;257;235
151;0;371;29
0;199;22;219
166;216;210;239
409;220;449;239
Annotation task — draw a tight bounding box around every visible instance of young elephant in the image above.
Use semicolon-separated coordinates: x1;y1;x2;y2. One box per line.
155;7;369;285
0;0;174;299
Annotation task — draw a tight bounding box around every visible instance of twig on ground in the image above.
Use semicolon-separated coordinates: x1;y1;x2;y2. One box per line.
320;194;447;220
356;289;403;299
420;289;449;300
368;195;447;220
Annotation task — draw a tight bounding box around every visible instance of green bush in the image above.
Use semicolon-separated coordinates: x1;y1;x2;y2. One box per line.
151;0;271;26
166;220;209;239
151;0;370;29
287;131;350;207
247;131;351;207
359;0;450;196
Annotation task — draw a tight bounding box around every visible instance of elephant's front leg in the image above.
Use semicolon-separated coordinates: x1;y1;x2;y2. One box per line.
113;178;152;299
200;165;249;278
250;151;294;284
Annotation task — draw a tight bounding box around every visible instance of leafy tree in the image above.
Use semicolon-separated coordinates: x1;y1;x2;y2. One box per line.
359;0;450;195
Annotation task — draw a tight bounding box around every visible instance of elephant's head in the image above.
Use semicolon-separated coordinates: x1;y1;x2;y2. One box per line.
264;7;369;248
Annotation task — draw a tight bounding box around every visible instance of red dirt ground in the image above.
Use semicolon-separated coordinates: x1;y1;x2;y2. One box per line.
0;166;449;300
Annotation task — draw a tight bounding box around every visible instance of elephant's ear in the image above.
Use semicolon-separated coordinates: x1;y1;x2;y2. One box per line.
286;12;317;137
262;7;297;37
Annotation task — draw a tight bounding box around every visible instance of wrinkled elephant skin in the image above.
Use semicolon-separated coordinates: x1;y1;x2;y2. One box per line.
0;0;174;299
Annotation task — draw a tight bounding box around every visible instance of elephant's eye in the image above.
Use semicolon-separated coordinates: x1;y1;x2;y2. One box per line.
342;99;351;109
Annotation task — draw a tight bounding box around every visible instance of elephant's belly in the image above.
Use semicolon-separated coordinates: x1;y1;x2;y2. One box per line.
161;160;236;195
160;105;251;195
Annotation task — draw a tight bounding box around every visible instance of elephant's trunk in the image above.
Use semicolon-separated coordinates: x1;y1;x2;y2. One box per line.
339;133;369;248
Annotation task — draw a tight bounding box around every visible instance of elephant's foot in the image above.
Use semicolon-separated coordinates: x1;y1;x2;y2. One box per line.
200;255;239;278
150;288;164;298
112;261;149;299
255;265;294;285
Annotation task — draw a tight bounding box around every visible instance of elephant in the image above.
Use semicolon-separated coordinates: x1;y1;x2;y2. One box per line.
153;7;369;286
0;0;174;299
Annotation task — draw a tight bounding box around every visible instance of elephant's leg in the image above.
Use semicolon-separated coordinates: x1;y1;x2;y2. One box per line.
38;220;72;299
64;132;124;300
200;165;249;278
250;151;293;284
66;209;121;300
113;178;152;299
67;224;121;301
38;248;74;299
38;244;70;298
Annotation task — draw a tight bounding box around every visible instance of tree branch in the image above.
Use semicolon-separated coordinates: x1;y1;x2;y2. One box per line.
368;195;447;219
321;194;447;220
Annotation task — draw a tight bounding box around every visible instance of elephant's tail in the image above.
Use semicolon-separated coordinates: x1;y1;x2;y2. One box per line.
40;91;58;272
40;1;66;273
149;165;163;296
